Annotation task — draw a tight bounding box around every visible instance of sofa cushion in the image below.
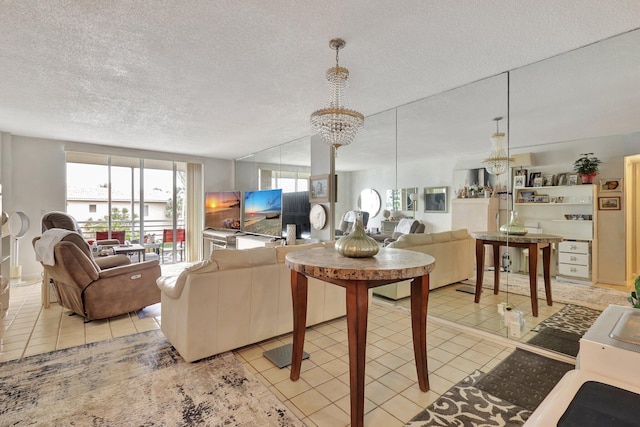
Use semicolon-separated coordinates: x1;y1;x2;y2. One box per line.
392;233;433;247
157;259;219;299
276;242;325;263
430;231;452;243
451;229;470;240
213;247;277;270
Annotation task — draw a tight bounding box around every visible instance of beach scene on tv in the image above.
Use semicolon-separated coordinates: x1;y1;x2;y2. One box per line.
243;189;282;237
205;191;241;230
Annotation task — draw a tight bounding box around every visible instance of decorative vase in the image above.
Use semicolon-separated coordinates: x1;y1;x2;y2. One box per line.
499;211;528;236
579;172;597;184
335;211;380;258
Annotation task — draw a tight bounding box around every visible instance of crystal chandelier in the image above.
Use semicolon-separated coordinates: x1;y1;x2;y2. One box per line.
310;38;364;152
482;117;513;176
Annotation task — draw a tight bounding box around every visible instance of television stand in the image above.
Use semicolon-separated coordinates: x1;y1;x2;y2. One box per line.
202;229;242;258
236;234;282;249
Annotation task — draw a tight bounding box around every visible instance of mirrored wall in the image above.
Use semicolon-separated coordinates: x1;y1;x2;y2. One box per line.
237;27;640;357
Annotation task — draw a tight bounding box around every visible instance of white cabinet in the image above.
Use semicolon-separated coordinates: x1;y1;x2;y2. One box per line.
451;198;499;233
515;185;597;283
558;241;591;280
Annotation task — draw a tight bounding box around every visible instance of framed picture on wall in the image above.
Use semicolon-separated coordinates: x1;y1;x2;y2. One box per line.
424;186;448;213
599;196;620;210
599;179;622;192
309;174;330;202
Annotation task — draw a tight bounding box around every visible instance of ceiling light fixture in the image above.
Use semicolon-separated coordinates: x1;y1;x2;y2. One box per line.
483;117;513;176
310;38;364;153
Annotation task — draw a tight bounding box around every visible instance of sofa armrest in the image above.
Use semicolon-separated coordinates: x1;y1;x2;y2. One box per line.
98;260;160;279
95;254;131;270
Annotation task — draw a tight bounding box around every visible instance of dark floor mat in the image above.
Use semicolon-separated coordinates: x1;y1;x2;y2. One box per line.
526;327;581;357
475;348;574;411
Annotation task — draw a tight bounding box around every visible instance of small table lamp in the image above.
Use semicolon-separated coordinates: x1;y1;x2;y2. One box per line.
409;193;418;218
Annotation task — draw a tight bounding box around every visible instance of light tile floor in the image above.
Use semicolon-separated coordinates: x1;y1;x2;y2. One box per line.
1;275;572;426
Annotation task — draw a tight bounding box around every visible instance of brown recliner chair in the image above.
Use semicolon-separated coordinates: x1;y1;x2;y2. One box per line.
41;211;130;269
33;231;161;320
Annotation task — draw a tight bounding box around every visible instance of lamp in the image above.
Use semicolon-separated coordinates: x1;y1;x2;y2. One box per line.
409;193;417;217
310;38;364;153
482;117;513;176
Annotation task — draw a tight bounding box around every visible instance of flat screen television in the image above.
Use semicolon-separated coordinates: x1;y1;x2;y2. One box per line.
204;191;241;230
282;191;311;239
242;189;283;237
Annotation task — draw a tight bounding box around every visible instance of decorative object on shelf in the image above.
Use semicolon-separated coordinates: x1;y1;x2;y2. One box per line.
528;171;541;187
335;211;379;258
482;117;513;176
382;209;390;220
568;174;578;185
516;189;536;203
499;211;528;235
573;153;601;184
564;214;592;220
310;38;364;153
286;224;296;245
556;172;569;186
309;204;327;230
598;196;621;210
514;175;526;188
599;178;622;193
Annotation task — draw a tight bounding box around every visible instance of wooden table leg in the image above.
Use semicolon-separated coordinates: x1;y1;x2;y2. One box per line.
410;274;430;392
290;270;308;381
492;242;501;294
345;281;369;427
528;243;539;317
542;244;553;306
474;239;485;303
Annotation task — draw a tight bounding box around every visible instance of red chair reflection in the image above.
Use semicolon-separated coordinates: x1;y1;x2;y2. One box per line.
95;230;126;244
162;229;185;263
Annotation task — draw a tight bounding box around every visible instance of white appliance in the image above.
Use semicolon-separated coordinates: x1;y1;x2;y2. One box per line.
525;305;640;426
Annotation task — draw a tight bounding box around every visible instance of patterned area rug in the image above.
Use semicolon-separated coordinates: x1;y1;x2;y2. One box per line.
462;272;628;311
406;349;574;427
0;330;303;426
526;304;601;356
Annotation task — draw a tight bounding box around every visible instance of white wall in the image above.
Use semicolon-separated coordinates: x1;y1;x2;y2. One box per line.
1;133;233;280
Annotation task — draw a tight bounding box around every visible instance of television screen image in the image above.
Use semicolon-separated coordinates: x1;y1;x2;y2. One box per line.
205;191;241;230
282;191;311;239
243;189;283;237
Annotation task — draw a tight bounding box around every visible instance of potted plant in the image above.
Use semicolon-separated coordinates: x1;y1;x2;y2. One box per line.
628;275;640;309
573;153;602;184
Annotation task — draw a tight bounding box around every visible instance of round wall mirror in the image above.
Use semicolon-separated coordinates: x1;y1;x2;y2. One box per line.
357;189;381;218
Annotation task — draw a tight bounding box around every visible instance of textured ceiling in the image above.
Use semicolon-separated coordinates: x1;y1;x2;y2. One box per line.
1;1;640;160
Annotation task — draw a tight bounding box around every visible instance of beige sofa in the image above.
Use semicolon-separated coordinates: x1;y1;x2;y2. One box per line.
157;242;346;362
375;229;474;300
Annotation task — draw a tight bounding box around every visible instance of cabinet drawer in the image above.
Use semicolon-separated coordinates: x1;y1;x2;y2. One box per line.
559;263;590;278
559;241;590;254
558;252;590;266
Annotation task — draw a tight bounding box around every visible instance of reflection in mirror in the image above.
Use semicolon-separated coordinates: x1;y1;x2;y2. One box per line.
357;188;381;219
385;189;400;213
400;187;418;212
235;137;311;192
334;109;398;234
